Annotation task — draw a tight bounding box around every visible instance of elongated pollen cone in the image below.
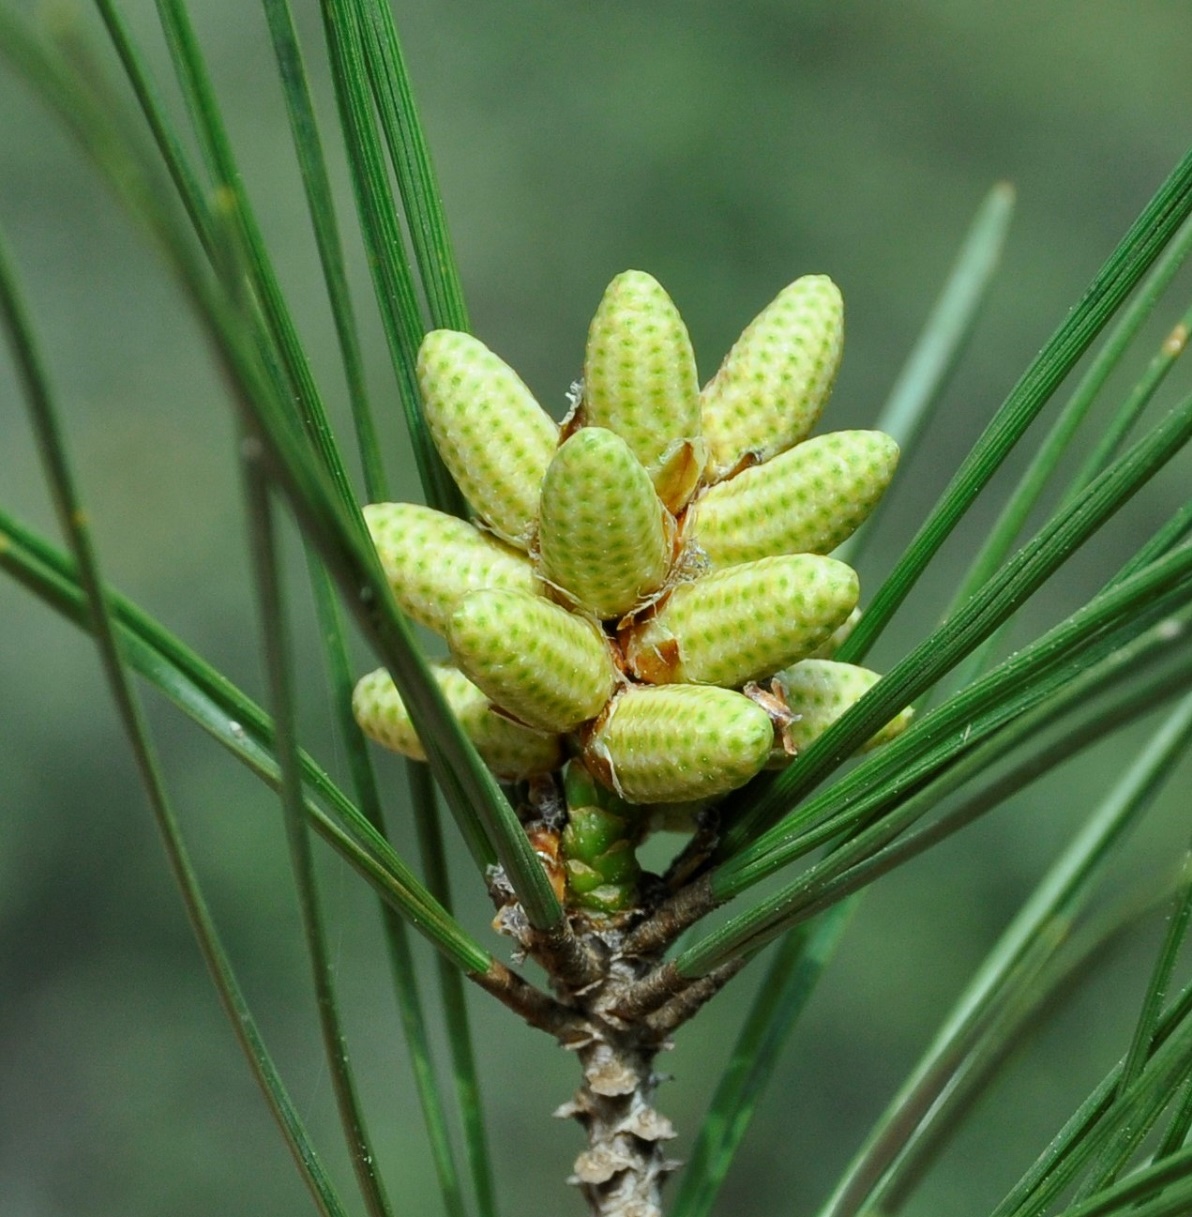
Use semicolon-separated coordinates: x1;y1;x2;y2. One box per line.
448;589;618;732
808;607;861;660
701;275;843;481
585;686;773;803
364;502;539;636
583;270;704;512
538;427;672;620
777;659;913;752
418;330;559;546
355;267;887;851
626;554;859;687
690;430;899;569
351;664;562;779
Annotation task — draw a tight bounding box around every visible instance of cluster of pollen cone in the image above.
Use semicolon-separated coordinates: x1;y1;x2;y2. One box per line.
353;270;910;909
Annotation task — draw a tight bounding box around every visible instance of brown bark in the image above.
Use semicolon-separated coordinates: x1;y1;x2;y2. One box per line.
476;835;736;1212
557;1037;679;1217
644;958;748;1038
621;874;718;957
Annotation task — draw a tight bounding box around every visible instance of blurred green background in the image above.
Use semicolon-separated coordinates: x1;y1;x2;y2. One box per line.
3;3;1192;1215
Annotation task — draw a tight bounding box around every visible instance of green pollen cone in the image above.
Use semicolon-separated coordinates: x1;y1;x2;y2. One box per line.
537;426;672;620
625;554;859;688
690;430;899;569
700;274;844;482
809;606;861;659
364;502;539;636
583;270;704;512
778;659;913;752
585;685;775;804
351;664;563;779
448;588;617;732
418;329;559;546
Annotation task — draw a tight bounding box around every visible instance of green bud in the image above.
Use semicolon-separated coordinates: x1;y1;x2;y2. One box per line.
584;685;774;803
625;554;859;688
583;270;705;512
352;664;563;779
564;873;638;916
562;807;642;913
364;502;539;636
448;589;618;732
778;659;913;752
563;806;634;870
563;757;625;815
418;329;559;546
562;858;604;897
689;431;899;569
537;426;672;620
560;761;644;913
700;275;844;481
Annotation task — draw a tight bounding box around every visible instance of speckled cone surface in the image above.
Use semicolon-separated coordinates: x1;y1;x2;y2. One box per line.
690;430;900;568
364;502;539;635
700;274;844;481
583;270;705;512
538;427;672;620
625;554;859;688
778;658;914;752
809;606;862;659
585;685;774;803
351;664;562;778
449;589;618;732
417;329;558;546
359;271;899;811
